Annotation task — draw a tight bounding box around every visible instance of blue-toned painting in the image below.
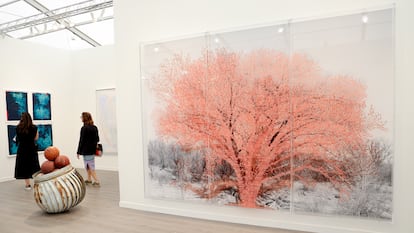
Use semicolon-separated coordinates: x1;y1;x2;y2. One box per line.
37;124;53;151
6;91;28;121
7;125;17;155
33;92;51;120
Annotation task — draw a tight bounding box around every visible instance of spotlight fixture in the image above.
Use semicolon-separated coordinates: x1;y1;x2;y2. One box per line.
362;15;369;23
278;27;284;33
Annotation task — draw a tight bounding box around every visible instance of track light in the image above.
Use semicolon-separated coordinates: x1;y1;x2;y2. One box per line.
362;15;369;23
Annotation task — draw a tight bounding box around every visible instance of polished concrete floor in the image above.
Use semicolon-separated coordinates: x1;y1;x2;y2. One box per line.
0;170;307;233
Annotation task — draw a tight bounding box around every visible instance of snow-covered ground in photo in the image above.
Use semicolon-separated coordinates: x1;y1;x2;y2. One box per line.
146;166;238;205
146;166;392;220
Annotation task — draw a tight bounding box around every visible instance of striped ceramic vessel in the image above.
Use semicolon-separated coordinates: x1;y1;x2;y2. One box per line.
33;165;86;213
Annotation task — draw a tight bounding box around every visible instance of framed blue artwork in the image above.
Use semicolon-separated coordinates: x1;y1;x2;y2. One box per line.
6;91;28;121
37;124;53;151
33;92;51;120
7;125;17;155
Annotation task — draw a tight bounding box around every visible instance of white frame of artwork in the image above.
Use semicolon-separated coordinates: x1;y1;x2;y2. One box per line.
139;6;395;221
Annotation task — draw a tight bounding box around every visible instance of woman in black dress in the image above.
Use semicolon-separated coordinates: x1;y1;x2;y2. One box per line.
14;112;40;190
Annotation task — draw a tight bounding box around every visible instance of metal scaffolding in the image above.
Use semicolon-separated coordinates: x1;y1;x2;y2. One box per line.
0;0;113;46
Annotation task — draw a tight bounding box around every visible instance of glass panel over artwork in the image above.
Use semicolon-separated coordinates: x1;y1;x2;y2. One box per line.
141;34;208;201
140;8;394;220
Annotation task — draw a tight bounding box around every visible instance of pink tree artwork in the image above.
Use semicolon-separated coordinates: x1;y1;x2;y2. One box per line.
149;49;385;209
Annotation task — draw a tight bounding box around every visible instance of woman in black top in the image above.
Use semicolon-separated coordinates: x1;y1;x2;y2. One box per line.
77;112;100;186
15;112;40;190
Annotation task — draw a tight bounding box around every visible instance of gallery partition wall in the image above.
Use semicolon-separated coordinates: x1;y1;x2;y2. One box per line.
140;7;394;222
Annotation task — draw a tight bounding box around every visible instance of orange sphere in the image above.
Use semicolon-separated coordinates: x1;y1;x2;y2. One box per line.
54;155;70;168
41;160;55;174
44;146;60;161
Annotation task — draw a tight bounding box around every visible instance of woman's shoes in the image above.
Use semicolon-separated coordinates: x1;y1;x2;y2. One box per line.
24;185;32;190
85;180;100;186
84;179;100;186
92;181;100;186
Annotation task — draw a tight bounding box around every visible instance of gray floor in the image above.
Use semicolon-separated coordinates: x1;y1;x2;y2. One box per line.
0;170;306;233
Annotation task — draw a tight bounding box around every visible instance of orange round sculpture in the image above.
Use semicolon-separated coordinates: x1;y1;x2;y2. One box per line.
54;155;70;169
44;146;60;161
41;160;55;174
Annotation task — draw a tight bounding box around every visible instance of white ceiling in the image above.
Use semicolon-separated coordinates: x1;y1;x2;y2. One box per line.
0;0;114;50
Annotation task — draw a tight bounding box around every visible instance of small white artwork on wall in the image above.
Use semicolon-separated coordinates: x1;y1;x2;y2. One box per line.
96;88;117;155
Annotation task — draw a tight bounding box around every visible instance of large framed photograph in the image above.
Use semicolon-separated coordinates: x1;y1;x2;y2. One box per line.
140;8;394;220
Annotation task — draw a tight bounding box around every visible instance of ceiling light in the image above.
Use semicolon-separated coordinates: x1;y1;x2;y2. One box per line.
153;47;159;52
278;27;284;33
362;15;369;23
214;37;220;43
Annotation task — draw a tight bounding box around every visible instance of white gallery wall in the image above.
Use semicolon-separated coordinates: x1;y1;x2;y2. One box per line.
0;38;74;181
71;45;118;171
114;0;414;233
0;38;118;181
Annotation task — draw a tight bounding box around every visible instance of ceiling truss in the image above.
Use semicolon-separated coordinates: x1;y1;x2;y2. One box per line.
0;0;113;46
